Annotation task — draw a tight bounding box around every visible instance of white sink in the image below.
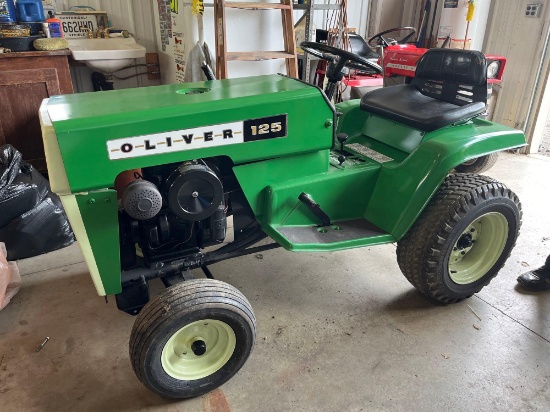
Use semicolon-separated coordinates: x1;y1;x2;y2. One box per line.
67;37;146;74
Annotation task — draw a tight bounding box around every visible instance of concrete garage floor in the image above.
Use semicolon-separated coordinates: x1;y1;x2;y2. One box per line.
1;152;549;412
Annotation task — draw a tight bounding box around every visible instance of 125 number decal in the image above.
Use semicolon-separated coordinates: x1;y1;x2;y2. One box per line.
250;122;282;136
243;114;287;142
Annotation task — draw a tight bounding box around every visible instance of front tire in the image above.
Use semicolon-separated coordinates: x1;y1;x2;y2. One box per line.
129;279;256;398
397;173;522;304
455;153;499;173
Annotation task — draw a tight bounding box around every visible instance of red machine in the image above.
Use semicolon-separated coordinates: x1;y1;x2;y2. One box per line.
337;25;508;174
340;27;506;104
384;43;506;85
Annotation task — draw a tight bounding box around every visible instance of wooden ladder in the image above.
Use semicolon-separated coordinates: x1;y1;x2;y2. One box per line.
214;0;298;79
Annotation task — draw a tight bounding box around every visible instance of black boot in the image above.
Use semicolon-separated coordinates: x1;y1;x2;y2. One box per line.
517;254;550;292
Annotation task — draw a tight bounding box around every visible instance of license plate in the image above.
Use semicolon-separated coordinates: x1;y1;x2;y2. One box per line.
58;15;97;38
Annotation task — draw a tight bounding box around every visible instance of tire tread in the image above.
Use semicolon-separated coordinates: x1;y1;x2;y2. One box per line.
129;279;256;397
397;173;522;304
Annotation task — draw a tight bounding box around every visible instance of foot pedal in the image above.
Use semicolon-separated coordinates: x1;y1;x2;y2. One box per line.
298;192;331;227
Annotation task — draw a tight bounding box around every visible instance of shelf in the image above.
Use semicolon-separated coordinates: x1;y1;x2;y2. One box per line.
227;51;296;61
294;4;340;10
294;1;343;84
225;2;292;9
183;2;340;10
0;50;71;59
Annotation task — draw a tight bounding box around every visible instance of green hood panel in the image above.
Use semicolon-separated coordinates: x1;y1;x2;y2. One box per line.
46;75;334;193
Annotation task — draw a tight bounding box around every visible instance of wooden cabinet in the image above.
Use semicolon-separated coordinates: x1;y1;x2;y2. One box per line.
0;50;73;172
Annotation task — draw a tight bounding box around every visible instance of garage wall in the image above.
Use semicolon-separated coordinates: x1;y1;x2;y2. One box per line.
183;1;371;81
60;0;160;92
367;0;416;38
182;2;293;80
484;0;550;136
58;1;372;88
347;0;370;37
530;52;550;153
300;1;370;37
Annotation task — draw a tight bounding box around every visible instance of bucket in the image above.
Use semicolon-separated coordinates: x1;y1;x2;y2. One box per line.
15;0;45;23
0;0;17;23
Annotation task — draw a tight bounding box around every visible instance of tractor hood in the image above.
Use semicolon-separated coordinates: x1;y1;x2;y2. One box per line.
41;74;335;194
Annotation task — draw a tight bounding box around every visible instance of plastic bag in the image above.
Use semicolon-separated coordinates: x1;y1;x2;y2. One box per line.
0;242;21;311
0;145;49;227
0;145;75;260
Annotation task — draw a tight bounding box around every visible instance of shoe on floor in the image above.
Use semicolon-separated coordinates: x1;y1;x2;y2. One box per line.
517;267;550;292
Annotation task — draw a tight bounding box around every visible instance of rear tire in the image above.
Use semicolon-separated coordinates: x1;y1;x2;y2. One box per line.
130;279;256;398
396;173;521;304
455;153;499;173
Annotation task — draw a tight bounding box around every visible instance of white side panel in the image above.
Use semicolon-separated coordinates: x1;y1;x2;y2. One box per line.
39;100;71;195
59;195;106;296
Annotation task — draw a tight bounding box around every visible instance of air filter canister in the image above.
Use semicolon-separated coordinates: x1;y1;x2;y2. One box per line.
122;180;163;220
165;163;224;221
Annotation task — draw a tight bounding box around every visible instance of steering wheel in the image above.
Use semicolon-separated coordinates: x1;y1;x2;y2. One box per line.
300;41;383;75
368;27;417;48
300;42;383;100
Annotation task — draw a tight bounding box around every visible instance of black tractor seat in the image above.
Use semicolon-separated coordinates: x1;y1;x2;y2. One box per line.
349;33;380;61
348;33;381;74
360;49;488;132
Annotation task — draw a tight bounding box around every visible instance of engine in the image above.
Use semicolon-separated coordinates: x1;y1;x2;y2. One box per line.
118;160;227;269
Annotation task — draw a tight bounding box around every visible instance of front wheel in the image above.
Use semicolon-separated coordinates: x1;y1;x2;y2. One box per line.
454;153;499;173
397;173;522;304
129;279;256;398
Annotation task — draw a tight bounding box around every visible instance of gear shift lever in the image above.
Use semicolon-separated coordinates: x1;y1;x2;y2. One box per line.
336;133;348;165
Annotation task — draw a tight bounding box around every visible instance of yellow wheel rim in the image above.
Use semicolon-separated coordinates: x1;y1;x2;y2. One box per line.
448;212;508;285
161;319;236;381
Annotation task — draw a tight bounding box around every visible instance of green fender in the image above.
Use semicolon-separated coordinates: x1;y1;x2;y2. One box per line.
357;113;526;240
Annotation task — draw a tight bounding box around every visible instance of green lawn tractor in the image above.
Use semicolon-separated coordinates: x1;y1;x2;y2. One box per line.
40;47;525;399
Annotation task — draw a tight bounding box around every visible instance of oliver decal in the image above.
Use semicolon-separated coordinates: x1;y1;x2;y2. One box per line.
107;115;287;160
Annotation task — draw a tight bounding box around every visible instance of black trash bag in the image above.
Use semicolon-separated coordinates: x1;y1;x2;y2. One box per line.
0;145;75;260
0;146;49;228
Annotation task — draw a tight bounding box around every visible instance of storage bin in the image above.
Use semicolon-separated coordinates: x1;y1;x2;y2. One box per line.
15;0;45;22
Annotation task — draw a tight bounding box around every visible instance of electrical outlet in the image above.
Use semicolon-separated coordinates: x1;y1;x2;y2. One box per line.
526;4;542;18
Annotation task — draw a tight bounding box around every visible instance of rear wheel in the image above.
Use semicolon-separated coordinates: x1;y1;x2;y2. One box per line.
455;153;499;173
396;173;521;304
130;279;256;398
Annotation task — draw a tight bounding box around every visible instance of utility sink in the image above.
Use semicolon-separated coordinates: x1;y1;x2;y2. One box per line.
67;37;146;74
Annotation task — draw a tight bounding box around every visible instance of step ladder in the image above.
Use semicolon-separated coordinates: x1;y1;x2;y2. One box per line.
214;0;298;79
